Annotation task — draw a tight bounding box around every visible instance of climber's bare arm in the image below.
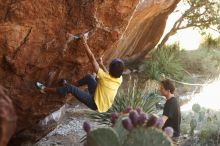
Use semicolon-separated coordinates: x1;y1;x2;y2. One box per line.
98;56;108;72
81;36;99;73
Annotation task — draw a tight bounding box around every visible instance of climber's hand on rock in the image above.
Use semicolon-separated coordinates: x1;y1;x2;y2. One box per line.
97;55;108;72
81;35;88;45
97;55;104;65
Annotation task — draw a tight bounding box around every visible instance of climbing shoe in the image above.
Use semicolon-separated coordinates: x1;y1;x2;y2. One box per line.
35;82;46;93
58;79;68;86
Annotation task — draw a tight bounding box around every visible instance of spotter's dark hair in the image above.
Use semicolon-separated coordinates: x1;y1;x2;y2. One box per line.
160;79;175;94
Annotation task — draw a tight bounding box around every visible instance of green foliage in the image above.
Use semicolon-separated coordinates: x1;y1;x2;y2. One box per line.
141;35;220;82
89;79;163;125
190;118;197;136
112;84;162;114
198;111;205;122
113;116;129;145
198;110;220;145
182;0;220;31
199;120;220;145
192;104;201;113
143;44;186;81
152;35;220;81
180;112;192;135
123;127;172;146
200;34;220;49
85;110;173;146
181;107;220;145
180;47;220;79
87;127;120;146
157;0;220;48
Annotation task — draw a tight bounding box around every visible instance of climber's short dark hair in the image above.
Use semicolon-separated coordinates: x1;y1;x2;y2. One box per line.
109;58;124;78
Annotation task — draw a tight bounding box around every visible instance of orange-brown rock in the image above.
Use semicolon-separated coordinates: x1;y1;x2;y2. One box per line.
0;86;16;146
0;0;179;145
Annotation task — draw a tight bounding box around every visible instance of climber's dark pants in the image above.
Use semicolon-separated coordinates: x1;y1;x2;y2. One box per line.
57;74;97;110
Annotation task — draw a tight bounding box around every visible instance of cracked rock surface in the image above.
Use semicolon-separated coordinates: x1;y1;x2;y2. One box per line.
0;0;179;145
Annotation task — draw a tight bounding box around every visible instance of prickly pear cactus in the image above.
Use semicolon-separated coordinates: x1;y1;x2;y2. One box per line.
84;107;174;146
86;127;120;146
192;104;201;113
190;118;197;136
123;127;173;146
198;111;205;121
113;116;129;145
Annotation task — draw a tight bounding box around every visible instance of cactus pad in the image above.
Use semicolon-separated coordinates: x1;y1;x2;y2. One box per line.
87;127;120;146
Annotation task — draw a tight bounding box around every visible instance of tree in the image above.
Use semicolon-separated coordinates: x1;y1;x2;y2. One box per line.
157;0;220;48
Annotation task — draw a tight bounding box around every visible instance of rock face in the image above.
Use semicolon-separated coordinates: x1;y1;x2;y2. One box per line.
0;0;179;145
0;86;16;146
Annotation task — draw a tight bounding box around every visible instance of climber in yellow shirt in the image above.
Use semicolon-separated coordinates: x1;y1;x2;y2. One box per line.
35;35;124;113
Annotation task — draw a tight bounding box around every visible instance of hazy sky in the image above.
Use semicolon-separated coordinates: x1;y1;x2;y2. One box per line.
163;1;219;50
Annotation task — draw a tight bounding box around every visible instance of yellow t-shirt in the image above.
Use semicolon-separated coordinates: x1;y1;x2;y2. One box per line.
94;68;122;112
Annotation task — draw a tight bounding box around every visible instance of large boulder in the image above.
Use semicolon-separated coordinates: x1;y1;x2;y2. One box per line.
0;86;16;146
0;0;180;145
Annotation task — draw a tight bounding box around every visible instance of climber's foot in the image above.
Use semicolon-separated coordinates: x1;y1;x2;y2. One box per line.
35;82;46;94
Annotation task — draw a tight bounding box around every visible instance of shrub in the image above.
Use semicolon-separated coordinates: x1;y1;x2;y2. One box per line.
180;48;220;80
200;34;220;49
143;44;186;81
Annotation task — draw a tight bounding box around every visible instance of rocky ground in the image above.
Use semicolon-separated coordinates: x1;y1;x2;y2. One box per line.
34;102;100;146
